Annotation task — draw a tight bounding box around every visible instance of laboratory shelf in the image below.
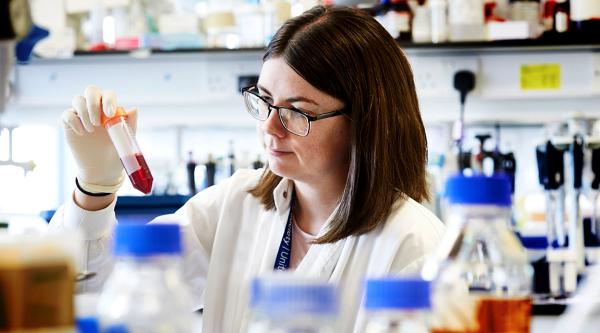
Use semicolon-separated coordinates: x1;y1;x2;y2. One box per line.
66;38;600;58
398;38;600;54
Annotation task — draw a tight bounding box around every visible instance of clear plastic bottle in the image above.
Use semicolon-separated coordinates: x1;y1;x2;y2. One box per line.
245;274;338;333
448;0;485;41
422;174;533;333
363;277;431;333
430;0;449;43
96;224;193;333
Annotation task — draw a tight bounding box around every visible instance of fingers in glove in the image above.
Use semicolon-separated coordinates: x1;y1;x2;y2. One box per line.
101;90;118;117
72;95;95;133
62;108;85;136
126;108;138;134
84;85;102;126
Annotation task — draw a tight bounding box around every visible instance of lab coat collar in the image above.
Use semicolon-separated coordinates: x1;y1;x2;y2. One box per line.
272;177;295;216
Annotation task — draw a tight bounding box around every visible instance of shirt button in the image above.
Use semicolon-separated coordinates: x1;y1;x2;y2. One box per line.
283;191;288;199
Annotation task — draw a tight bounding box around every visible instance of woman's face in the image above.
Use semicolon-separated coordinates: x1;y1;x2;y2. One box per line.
256;57;351;185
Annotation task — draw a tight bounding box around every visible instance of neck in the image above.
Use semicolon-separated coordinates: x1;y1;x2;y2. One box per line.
292;176;346;236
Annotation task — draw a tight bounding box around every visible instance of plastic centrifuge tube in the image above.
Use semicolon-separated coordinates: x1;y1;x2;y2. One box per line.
101;107;153;194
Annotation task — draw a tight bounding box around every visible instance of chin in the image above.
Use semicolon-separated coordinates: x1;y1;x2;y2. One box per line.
268;160;295;179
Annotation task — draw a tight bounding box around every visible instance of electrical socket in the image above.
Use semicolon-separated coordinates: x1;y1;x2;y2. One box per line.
411;56;479;99
206;71;230;96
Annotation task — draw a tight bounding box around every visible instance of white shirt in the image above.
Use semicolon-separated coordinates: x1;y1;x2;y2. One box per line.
49;168;445;333
290;216;318;269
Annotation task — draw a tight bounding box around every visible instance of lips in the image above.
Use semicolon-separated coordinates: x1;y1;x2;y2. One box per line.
267;148;291;157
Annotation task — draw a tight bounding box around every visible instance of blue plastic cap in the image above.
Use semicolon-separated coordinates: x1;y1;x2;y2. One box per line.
364;277;431;310
445;174;512;206
76;317;99;333
114;224;181;257
252;277;337;316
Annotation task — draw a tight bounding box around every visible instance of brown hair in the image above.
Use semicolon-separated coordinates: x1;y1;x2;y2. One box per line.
249;5;429;243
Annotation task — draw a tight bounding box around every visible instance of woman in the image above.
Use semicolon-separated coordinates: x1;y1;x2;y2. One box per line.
51;5;444;332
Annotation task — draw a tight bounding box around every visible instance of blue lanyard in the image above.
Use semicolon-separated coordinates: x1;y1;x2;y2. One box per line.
274;193;295;270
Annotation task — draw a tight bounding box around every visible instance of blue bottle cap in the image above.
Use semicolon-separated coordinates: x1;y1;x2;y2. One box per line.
444;174;512;206
76;317;99;333
364;277;431;310
114;224;181;257
251;276;337;316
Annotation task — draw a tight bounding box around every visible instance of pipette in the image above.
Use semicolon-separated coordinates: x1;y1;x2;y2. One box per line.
101;107;153;194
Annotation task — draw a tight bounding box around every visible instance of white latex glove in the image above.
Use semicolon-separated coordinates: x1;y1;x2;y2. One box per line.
62;85;138;194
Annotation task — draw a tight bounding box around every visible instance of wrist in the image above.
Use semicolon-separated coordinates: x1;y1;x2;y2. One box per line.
77;173;124;194
75;178;111;196
73;184;116;211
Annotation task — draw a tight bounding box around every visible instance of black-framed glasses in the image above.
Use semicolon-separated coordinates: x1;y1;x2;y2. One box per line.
241;85;345;137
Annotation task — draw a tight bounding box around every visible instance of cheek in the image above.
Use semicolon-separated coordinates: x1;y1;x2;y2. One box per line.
299;121;351;162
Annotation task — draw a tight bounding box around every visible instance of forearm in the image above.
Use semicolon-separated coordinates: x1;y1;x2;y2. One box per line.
73;187;116;211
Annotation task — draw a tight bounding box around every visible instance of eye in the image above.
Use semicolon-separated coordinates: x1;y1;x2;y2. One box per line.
256;90;272;101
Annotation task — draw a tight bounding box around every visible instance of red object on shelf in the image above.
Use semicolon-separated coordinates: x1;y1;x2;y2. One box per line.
115;37;140;50
88;43;111;52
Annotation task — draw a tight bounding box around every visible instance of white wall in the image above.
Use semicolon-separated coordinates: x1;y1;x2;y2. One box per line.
2;47;600;214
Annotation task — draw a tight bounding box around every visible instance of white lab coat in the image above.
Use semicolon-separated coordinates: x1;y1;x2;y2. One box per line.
49;168;445;333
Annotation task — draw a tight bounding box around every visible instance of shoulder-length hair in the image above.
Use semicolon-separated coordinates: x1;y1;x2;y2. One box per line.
249;5;429;243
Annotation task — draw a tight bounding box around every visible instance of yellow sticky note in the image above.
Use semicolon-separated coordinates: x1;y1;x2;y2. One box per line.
520;64;561;90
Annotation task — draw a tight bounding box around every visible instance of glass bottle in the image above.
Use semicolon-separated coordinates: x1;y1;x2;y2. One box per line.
96;224;194;333
423;174;533;333
363;277;431;333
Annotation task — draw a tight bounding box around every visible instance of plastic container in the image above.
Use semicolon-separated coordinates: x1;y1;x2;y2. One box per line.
245;275;338;333
412;5;432;43
96;224;193;333
204;10;239;49
430;0;449;43
448;0;485;41
423;174;533;333
101;107;153;194
363;277;431;333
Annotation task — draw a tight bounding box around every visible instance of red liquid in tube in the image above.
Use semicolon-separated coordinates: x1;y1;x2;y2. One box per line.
125;153;153;194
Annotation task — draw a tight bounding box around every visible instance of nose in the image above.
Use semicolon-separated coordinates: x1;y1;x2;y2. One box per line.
261;107;287;138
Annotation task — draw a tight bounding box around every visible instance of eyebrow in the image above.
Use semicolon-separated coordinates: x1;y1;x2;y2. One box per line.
257;84;319;106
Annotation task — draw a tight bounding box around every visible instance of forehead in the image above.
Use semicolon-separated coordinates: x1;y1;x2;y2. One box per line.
257;58;321;99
